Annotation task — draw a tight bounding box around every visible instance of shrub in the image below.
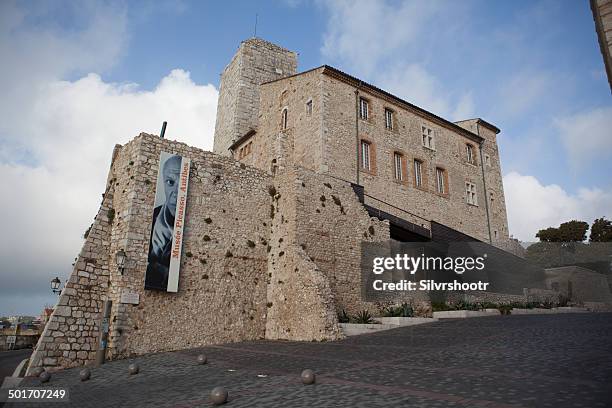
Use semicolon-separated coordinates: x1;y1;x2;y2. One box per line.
557;294;570;307
498;304;512;315
337;310;350;323
540;299;554;309
454;300;480;311
382;303;414;317
431;301;453;312
353;310;374;324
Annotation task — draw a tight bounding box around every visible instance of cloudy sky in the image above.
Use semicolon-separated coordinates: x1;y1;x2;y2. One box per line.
1;0;610;316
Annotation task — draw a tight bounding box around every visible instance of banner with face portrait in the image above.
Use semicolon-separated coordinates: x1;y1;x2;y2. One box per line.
144;151;190;292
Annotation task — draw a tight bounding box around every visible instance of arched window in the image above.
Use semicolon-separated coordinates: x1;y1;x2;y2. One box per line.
281;108;288;130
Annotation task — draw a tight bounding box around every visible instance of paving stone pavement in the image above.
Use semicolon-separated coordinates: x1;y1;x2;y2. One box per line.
5;314;612;407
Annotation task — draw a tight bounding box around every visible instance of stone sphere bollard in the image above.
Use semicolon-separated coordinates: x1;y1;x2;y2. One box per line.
301;369;316;385
30;367;44;377
79;368;91;381
39;371;51;383
128;363;139;375
196;354;207;365
210;386;228;405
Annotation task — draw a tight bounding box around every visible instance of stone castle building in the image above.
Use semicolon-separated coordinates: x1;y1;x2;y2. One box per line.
27;38;519;374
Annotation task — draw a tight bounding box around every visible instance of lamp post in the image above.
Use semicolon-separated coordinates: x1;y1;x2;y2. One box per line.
116;249;126;274
50;277;62;295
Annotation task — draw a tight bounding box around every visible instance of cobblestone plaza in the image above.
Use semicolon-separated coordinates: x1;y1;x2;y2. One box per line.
10;314;612;407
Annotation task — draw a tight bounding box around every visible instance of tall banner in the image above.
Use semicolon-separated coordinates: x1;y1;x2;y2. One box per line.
145;151;190;292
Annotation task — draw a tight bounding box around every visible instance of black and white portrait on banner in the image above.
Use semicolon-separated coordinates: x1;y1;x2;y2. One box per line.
145;151;190;292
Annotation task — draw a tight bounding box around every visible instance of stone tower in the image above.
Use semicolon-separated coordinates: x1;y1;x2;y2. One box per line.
213;38;298;156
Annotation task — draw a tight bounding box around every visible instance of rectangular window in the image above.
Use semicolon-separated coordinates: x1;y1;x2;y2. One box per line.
385;108;393;130
466;144;474;164
393;153;403;181
361;141;371;170
465;182;477;205
422;125;434;149
281;108;288;130
306;100;313;116
414;159;423;187
359;98;369;120
436;168;446;194
485;154;491;167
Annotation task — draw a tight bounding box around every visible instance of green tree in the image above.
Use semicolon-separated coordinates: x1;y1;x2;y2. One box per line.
536;220;588;243
557;220;589;242
535;227;561;242
590;217;612;242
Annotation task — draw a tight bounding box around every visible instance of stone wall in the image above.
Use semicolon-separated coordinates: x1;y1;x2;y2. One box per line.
104;134;273;359
0;331;39;351
236;66;511;246
454;119;510;243
544;266;612;303
214;38;297;156
264;167;342;341
233;67;325;175
321;75;499;243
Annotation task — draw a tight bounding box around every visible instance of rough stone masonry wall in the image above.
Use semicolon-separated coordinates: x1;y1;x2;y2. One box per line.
264;166;343;341
26;146;120;374
105;134;273;359
291;166;434;315
214;38;297;156
234;67;325;175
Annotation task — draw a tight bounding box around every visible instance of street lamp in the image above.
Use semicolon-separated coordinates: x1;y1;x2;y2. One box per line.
50;277;62;295
116;249;127;274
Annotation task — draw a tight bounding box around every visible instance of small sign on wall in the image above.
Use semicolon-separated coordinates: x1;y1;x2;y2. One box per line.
120;290;140;305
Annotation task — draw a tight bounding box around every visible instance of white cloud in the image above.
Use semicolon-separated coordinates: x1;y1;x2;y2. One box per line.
503;172;612;241
321;0;440;76
554;106;612;167
320;0;473;120
0;71;217;304
0;2;218;316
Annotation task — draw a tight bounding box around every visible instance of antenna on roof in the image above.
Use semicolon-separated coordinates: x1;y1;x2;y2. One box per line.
254;13;258;38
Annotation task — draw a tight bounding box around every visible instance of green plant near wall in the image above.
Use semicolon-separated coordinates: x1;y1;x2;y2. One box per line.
431;302;454;312
337;310;350;323
107;208;115;224
479;302;498;309
453;300;481;311
353;310;374;324
382;303;414;317
498;304;512;315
